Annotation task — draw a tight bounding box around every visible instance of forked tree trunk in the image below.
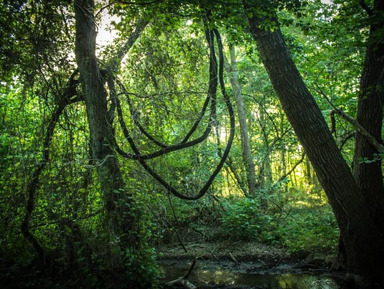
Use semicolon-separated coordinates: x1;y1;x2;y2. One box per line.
243;0;384;286
74;0;136;267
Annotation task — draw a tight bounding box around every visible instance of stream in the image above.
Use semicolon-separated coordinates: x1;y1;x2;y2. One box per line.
160;259;343;289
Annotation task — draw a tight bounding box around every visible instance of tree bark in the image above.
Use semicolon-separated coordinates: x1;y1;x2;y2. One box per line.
225;44;259;199
74;0;135;267
353;0;384;234
243;0;384;285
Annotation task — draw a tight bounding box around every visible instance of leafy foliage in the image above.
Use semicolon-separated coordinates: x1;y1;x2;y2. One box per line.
220;198;271;240
0;0;378;287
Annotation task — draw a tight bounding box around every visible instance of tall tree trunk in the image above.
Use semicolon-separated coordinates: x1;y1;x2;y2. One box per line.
243;0;384;285
353;0;384;234
225;44;259;199
74;0;135;267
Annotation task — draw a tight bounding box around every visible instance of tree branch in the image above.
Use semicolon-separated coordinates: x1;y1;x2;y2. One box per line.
333;108;384;154
108;17;150;74
340;131;355;150
315;85;384;154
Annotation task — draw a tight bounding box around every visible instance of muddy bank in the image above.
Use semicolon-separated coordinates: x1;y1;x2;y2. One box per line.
157;239;336;266
159;258;343;289
158;240;343;289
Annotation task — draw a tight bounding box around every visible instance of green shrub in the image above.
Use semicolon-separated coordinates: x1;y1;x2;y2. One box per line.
278;208;339;255
218;197;338;256
219;198;272;241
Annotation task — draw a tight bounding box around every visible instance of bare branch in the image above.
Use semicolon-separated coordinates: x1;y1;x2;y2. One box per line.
340;131;355;150
108;17;150;74
333;108;384;154
315;85;384;154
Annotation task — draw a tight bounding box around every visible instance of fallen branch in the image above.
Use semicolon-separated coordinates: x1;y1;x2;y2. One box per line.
229;252;239;265
165;258;198;289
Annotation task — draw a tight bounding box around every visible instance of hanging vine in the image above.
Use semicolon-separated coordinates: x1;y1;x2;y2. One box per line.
110;25;235;200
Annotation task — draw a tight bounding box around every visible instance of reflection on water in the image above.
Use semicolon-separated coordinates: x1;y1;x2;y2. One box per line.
163;266;340;289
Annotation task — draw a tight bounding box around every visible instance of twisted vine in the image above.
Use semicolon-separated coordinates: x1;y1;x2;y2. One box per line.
112;27;235;200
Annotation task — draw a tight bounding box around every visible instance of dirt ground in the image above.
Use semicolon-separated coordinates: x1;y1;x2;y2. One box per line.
157;238;335;265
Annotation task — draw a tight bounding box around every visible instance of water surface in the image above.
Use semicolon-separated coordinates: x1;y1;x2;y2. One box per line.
162;261;341;288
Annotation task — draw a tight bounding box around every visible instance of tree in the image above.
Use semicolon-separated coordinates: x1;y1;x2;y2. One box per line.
2;0;236;284
352;0;384;235
1;0;157;286
74;0;136;268
225;44;258;199
242;0;384;286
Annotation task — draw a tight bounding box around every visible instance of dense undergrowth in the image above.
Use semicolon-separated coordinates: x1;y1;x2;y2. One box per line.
160;192;339;258
0;184;339;289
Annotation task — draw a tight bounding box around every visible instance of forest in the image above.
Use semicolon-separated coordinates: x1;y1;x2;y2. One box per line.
0;0;383;288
